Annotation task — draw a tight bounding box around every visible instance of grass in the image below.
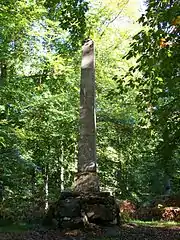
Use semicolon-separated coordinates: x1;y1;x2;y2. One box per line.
0;220;180;233
0;223;35;232
129;220;180;228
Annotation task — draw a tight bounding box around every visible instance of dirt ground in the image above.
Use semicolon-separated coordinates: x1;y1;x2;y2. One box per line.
0;224;180;240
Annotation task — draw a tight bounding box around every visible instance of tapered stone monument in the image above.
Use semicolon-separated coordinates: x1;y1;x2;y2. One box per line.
44;40;119;229
74;39;100;193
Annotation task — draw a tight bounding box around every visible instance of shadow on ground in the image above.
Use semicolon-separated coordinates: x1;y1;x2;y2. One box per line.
0;223;179;240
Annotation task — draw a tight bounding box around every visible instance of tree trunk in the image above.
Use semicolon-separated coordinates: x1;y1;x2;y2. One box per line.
44;165;49;211
0;60;7;87
60;146;64;191
164;176;171;195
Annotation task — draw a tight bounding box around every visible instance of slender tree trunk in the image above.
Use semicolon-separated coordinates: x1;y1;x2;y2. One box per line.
44;165;49;211
0;61;7;200
164;175;171;195
31;168;36;196
0;60;7;87
0;171;3;202
60;145;64;191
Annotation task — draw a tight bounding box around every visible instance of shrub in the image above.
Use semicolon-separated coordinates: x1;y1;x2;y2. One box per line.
119;200;136;222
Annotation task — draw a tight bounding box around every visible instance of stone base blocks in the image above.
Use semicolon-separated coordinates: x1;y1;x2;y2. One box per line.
44;191;120;229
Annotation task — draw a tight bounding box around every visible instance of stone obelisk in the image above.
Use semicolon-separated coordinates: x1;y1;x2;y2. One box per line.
44;40;119;228
74;39;99;192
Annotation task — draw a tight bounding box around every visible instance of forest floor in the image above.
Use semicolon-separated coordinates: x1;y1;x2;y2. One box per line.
0;222;180;240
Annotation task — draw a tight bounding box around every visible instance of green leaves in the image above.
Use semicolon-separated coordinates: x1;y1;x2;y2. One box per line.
117;0;180;194
0;0;179;221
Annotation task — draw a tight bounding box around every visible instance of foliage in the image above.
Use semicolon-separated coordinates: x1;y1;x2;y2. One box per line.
116;0;180;196
0;0;88;222
119;200;136;222
0;0;180;225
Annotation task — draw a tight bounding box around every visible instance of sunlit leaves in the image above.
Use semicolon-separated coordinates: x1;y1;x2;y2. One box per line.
119;0;180;190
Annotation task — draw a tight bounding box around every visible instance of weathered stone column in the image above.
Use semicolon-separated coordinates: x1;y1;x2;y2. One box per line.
74;39;100;192
43;40;120;228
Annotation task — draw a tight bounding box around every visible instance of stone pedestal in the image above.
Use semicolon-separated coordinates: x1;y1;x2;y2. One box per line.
44;191;120;229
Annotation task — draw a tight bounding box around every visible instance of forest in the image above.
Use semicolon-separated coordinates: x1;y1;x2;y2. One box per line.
0;0;180;239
